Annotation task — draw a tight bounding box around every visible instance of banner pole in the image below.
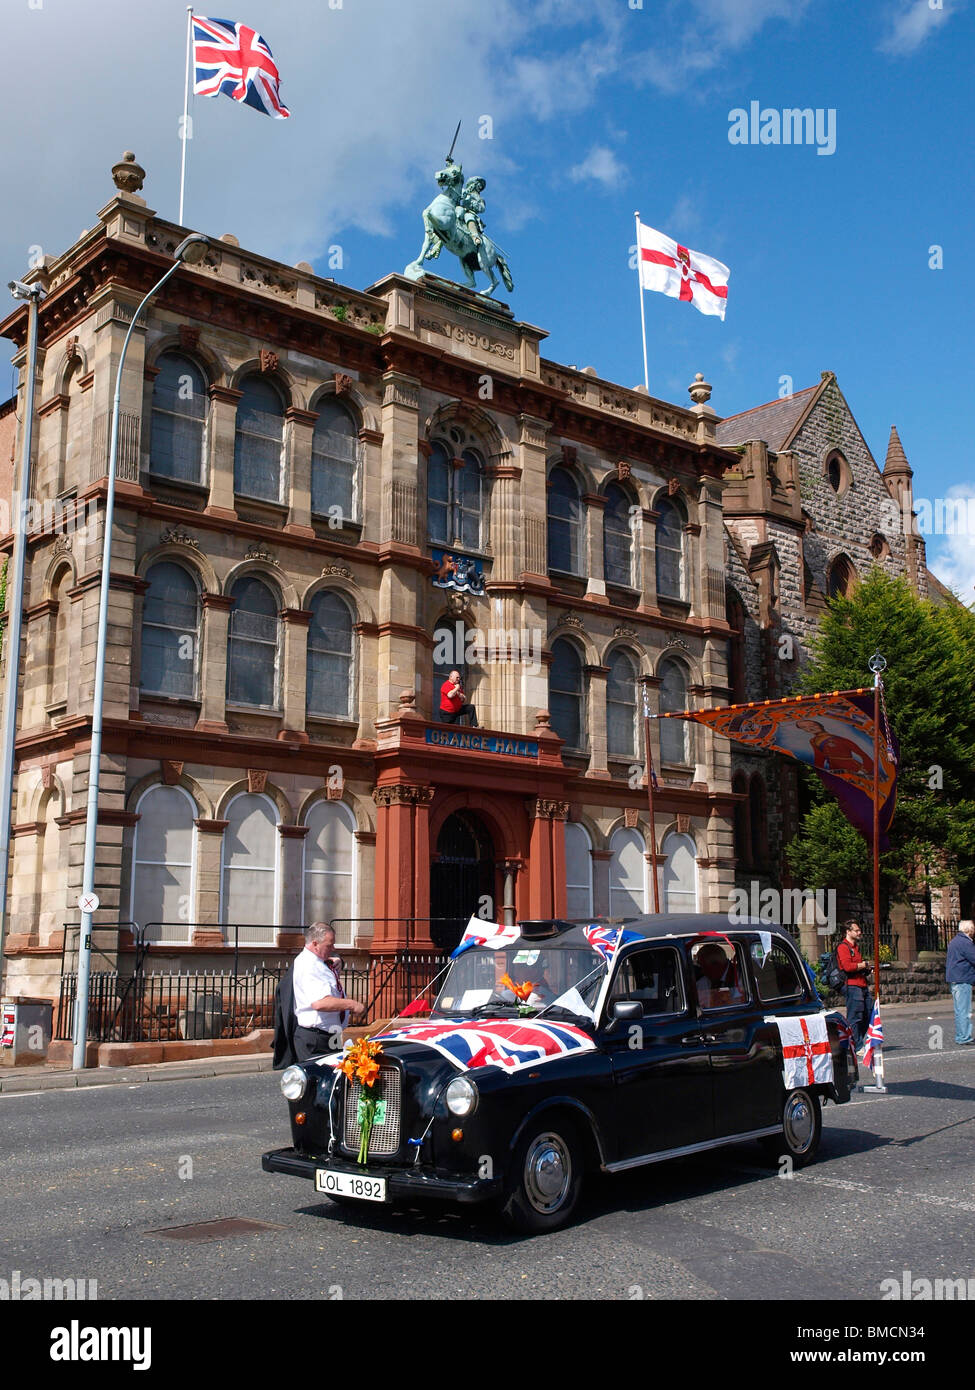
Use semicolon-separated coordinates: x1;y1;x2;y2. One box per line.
872;669;882;995
634;211;649;392
178;6;193;224
643;680;662;912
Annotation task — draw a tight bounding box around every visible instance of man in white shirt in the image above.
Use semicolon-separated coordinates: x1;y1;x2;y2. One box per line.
292;922;366;1062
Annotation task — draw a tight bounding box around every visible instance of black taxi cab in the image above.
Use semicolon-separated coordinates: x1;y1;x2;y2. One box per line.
262;915;858;1232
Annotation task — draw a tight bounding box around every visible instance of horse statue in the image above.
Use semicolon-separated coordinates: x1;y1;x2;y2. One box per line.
404;159;514;298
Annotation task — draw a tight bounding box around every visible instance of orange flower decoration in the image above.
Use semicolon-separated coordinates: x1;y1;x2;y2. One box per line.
338;1036;384;1088
499;972;536;1002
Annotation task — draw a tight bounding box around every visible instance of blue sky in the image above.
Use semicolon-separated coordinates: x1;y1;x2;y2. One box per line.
2;0;972;592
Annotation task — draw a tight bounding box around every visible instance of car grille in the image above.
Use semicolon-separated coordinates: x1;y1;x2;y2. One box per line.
342;1064;402;1157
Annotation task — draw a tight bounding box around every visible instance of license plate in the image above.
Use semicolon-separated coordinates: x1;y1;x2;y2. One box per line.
315;1168;387;1202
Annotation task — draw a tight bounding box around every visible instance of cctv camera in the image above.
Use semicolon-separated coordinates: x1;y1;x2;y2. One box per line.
8;279;36;300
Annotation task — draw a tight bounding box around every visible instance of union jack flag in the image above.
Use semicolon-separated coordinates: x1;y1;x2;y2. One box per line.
371;1017;596;1074
582;924;641;960
450;916;521;959
862;999;884;1070
830;1011;855;1050
192;15;291;118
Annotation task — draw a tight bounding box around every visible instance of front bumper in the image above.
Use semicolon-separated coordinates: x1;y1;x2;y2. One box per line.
261;1147;502;1205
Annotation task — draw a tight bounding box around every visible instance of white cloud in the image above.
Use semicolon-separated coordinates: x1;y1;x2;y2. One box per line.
879;0;958;55
689;0;812;47
927;486;975;604
569;145;626;187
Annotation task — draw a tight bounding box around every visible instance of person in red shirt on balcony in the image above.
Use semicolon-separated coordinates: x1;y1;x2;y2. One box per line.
439;669;478;727
836;919;873;1050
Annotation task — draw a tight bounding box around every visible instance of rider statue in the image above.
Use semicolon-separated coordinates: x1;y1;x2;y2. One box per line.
405;155;514;299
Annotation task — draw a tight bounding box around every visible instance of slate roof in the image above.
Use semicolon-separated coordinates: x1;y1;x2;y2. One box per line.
715;384;819;450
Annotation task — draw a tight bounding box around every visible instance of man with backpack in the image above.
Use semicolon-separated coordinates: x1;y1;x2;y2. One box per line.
835;920;873;1050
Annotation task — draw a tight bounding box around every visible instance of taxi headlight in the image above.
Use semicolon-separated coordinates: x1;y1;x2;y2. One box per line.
445;1076;477;1117
281;1066;308;1101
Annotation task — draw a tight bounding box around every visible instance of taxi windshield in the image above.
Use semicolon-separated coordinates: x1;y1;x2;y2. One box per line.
433;942;605;1024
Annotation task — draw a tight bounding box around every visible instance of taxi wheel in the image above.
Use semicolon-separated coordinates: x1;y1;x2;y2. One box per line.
761;1088;822;1169
501;1121;583;1233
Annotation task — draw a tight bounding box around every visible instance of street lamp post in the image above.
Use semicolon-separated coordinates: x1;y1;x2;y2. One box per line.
72;234;209;1070
0;279;46;987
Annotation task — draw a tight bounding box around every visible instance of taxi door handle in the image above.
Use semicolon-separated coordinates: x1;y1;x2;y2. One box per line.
681;1033;705;1046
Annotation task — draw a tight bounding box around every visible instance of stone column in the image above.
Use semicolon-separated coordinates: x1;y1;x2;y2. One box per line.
585;665;610;778
284;406;317;537
193;818;229;932
371;784;431;951
377;372;422;719
196;593;232;733
277;824;309;930
643;506;660;608
550;804;569;918
280;608;311;737
583;493;606;597
684;521;703;616
591;848;611;918
205;385;241;519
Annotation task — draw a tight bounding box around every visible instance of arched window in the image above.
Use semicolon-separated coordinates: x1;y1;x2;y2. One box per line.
749;776;768;867
307;590;354;718
303;801;356;942
221;792;278;937
726;588;746;702
825;450;850;495
609;826;646;917
432;614;466;712
827;555;856;600
603;483;634;587
141;562;200;698
658;659;689;765
132;784;196;942
49;567;73;709
564;822;593;919
234;375;284;502
227;576;279;708
549;638;585;748
149;352;207;483
655;497;685;600
732;771;751;869
607;649;638;757
311;398;357;523
426;442;484;550
547;467;584;575
662;831;698;913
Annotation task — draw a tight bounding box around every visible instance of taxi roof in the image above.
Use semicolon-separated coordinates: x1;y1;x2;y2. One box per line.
515;915;799;949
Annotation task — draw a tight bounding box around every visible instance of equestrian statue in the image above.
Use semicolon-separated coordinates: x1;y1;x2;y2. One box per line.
404;127;514;298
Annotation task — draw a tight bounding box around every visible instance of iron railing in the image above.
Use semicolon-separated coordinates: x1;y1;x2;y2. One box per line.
914;914;957;954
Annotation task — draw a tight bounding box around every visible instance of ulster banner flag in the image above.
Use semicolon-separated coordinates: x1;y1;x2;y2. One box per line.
657;689;898;845
637;222;730;319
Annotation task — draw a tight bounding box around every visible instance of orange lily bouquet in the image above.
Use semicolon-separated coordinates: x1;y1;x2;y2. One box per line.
339;1037;384;1165
499;972;537;1012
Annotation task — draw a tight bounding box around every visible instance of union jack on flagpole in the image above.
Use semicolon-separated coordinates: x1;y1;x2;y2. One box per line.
179;11;291;224
862;998;884;1071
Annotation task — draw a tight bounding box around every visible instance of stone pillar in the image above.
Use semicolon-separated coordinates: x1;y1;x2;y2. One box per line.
377;372;422;719
527;802;553;919
284;406;317;537
591;848;611;918
585;665;610;778
280;608;310;737
196;593;232;733
412;788;433;942
551;804;568;918
277;824;309;929
684;521;703;616
194;818;229;931
501;860;520;927
583;493;606;598
643;507;660;609
371;784;431;951
205;385;241;519
891;902;916;963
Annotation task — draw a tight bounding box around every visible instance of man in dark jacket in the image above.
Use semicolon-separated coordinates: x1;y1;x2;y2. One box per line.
272;963;298;1069
945;920;975;1046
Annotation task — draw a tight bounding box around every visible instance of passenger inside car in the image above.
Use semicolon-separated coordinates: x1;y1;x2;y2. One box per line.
609;947;683;1016
693;942;746;1009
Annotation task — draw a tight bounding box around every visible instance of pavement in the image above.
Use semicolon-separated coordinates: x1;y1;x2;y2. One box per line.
0;996;953;1094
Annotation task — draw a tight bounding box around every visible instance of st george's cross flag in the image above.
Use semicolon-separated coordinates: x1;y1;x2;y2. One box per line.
773;1013;834;1089
450;915;521;959
637;222;730;319
192;15;291;118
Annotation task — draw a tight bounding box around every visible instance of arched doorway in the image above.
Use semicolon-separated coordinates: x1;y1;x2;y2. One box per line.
430;811;495;953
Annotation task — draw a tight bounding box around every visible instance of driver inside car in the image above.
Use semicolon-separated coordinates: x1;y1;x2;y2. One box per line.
694;942;745;1009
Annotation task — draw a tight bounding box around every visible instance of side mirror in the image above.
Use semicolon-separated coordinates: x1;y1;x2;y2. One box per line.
610;1000;643;1022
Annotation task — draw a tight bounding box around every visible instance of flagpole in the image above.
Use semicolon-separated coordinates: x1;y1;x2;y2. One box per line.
634;211;649;392
642;679;662;912
869;655;884;996
178;5;193;225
